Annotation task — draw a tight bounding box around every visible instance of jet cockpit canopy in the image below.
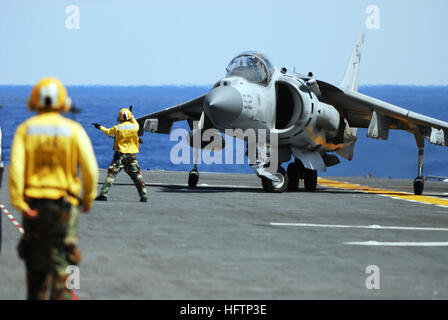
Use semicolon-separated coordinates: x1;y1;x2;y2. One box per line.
225;52;274;86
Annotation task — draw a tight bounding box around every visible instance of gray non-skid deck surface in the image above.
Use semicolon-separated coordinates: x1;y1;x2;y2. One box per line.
1;170;448;299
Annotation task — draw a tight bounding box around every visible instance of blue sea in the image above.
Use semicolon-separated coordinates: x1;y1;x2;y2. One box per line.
1;85;448;179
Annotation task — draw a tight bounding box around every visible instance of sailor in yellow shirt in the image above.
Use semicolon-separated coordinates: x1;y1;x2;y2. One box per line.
9;77;99;300
92;107;148;202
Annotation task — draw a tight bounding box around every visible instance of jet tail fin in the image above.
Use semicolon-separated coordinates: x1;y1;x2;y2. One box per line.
340;32;364;92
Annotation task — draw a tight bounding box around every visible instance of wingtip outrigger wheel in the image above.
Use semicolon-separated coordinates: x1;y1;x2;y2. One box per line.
188;165;199;188
188;147;200;188
413;132;425;195
413;177;424;195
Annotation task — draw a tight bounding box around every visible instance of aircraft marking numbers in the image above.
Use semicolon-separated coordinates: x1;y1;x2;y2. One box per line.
242;94;253;109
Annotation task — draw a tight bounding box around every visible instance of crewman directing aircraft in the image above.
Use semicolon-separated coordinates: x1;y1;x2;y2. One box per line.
9;77;99;300
93;107;148;202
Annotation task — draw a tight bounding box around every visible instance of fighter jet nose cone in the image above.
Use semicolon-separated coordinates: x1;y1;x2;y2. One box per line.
204;86;243;124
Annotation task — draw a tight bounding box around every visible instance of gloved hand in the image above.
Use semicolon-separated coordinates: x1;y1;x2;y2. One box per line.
23;207;38;219
92;123;101;129
129;105;133;112
82;203;91;214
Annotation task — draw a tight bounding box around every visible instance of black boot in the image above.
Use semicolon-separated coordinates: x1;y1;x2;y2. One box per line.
95;195;108;201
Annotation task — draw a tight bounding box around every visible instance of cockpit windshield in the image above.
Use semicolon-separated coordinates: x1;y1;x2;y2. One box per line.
225;52;274;85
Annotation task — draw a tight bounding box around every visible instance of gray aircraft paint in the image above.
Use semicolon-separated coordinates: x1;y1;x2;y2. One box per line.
136;33;448;194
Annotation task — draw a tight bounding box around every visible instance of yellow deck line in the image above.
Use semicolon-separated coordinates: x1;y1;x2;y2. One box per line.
317;178;448;208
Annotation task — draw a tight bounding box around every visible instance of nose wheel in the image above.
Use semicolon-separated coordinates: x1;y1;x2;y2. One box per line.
261;167;289;193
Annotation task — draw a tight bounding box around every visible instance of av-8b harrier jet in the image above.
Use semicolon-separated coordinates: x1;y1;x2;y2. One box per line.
136;34;448;195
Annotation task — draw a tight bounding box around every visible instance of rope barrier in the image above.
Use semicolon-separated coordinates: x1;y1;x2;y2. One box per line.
0;201;24;234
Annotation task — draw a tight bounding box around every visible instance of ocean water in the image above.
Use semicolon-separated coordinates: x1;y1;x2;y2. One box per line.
1;85;448;179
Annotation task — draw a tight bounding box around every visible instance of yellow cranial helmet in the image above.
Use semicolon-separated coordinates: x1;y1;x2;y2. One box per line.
118;108;132;122
27;77;72;112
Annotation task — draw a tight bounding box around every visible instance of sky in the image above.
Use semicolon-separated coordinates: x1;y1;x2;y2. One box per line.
0;0;447;86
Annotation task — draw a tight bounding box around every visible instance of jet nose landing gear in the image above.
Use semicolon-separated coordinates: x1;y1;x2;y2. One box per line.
261;167;289;193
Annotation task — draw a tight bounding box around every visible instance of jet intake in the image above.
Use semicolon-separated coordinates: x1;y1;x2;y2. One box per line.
275;82;304;129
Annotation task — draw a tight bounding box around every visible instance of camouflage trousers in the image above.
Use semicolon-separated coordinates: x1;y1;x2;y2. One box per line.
18;198;81;300
100;152;147;198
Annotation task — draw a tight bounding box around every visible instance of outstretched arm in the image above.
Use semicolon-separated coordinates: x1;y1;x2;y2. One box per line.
99;125;117;137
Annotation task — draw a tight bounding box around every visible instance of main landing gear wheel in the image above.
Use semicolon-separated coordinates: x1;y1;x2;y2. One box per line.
188;169;199;188
261;167;289;193
304;169;318;192
287;163;300;191
413;177;424;195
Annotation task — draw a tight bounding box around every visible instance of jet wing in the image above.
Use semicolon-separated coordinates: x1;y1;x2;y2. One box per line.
317;80;448;146
136;94;206;136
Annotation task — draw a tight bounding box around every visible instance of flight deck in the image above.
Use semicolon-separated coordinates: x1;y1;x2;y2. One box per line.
1;169;448;299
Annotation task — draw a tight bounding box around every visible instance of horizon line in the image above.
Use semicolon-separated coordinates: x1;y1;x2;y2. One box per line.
1;83;448;88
